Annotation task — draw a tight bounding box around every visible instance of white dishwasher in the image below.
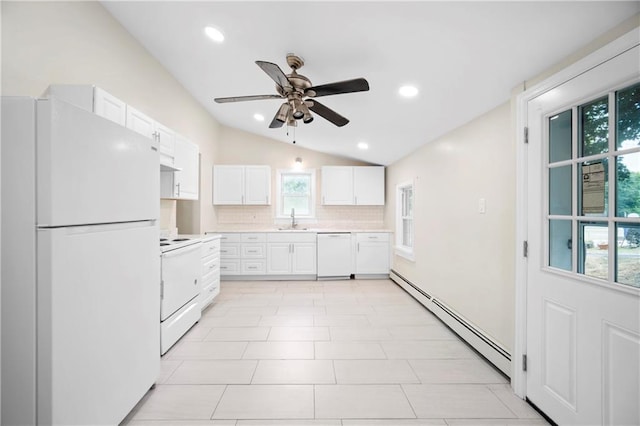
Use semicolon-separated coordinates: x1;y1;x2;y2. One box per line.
317;232;352;279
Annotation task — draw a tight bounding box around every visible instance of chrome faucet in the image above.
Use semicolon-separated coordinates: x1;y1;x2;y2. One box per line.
291;208;297;229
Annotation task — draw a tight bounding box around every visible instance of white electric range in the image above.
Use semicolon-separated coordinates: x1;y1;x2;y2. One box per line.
159;236;202;354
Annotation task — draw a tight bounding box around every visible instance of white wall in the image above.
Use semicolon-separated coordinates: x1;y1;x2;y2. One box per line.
1;1;220;234
385;102;515;351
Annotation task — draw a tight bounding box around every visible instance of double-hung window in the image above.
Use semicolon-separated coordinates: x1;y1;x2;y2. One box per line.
396;181;414;260
276;169;316;218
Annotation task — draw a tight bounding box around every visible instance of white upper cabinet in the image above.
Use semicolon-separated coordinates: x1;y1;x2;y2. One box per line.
125;105;155;139
322;166;354;205
322;166;384;206
125;105;176;168
244;166;271;205
353;166;385;205
161;136;199;200
213;165;271;205
44;85;126;126
93;88;127;125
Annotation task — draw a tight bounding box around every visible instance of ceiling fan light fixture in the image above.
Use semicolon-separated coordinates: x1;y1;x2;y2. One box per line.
275;103;290;123
204;26;224;43
303;111;314;124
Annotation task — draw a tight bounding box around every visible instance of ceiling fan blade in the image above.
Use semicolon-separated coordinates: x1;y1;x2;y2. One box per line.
214;94;283;103
307;100;349;127
256;61;292;89
307;78;369;98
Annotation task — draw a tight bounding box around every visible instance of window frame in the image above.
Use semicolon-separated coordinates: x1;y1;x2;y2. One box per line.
275;168;317;219
395;180;415;261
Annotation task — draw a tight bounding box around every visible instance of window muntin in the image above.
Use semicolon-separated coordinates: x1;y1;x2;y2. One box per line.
545;82;640;289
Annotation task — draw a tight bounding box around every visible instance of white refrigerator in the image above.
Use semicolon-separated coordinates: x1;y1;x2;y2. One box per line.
1;97;160;425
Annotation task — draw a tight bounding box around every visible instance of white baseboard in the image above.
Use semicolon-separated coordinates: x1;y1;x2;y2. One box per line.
390;269;511;376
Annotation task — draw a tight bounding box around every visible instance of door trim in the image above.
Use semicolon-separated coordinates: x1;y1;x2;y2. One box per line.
514;27;640;398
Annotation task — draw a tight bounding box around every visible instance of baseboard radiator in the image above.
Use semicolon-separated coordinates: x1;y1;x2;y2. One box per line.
390;269;512;376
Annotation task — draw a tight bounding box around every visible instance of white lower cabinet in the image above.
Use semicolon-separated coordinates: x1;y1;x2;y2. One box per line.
220;233;267;276
354;233;390;277
267;233;317;277
200;236;221;310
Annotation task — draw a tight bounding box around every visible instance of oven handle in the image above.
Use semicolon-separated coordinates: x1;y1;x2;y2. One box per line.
161;242;202;258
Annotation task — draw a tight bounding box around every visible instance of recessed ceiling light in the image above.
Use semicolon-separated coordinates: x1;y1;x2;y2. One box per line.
204;26;224;43
253;113;265;122
357;142;369;150
399;85;419;98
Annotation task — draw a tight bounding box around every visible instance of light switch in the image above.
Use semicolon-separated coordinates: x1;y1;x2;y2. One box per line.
479;198;486;214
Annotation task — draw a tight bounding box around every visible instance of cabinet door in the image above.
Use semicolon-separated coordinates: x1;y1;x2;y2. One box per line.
356;241;390;274
173;136;199;200
213;165;244;205
93;87;126;126
353;166;385;205
322;166;354;205
267;243;291;274
156;122;175;159
245;165;271;205
291;242;317;275
125;106;155;140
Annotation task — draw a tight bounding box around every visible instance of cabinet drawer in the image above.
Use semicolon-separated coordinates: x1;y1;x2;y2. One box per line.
202;256;220;277
220;260;240;275
242;243;266;258
355;233;390;242
220;243;240;258
200;279;220;309
220;233;241;243
241;233;266;243
242;260;266;274
202;238;221;258
267;232;317;243
202;267;219;287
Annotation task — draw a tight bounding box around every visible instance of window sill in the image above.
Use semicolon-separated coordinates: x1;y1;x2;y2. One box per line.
394;246;415;262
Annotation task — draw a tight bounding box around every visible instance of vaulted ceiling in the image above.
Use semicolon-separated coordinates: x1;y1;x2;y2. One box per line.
103;2;639;165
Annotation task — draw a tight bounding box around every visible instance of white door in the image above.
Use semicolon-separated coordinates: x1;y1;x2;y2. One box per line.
356;242;389;274
174;136;199;200
213;165;244;205
322;166;354;205
267;243;291;274
245;165;271;205
37;98;159;226
160;242;202;321
525;45;639;425
125;105;155;140
353;166;385;205
291;242;317;274
37;221;159;425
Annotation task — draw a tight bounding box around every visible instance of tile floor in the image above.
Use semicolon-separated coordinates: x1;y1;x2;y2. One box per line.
122;279;549;426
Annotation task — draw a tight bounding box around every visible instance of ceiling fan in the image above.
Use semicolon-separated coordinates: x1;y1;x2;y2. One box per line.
214;54;369;128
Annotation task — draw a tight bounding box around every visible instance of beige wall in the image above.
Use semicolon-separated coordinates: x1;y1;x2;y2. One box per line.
1;1;221;234
384;102;515;350
210;127;382;232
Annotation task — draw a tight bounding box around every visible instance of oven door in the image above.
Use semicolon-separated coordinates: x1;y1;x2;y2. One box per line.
160;242;202;321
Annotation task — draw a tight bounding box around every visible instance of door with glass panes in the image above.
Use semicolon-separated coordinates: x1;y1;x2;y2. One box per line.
526;44;639;425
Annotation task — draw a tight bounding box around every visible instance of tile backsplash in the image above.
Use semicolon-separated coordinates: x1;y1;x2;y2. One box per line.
214;204;385;230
